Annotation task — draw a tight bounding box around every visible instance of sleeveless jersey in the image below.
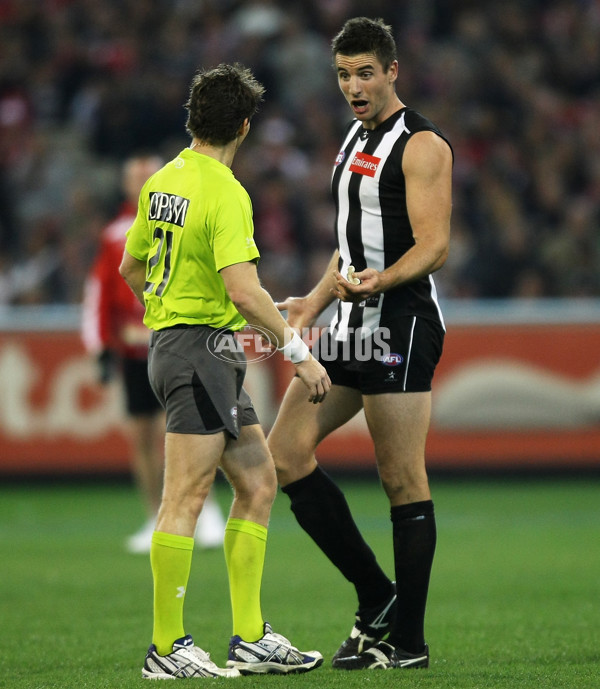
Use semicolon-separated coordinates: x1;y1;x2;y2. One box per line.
125;148;260;331
330;107;451;340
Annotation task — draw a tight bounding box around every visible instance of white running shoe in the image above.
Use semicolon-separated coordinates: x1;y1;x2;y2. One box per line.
227;622;323;674
195;493;225;549
126;490;225;554
143;634;240;679
125;517;156;554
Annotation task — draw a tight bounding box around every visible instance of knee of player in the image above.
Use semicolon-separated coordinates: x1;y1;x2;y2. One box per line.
268;431;316;469
379;468;430;503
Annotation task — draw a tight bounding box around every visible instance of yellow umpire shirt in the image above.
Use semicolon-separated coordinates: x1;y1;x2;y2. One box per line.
125;148;260;332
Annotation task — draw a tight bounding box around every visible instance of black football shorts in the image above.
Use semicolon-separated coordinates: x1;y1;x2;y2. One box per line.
313;316;444;395
122;356;162;416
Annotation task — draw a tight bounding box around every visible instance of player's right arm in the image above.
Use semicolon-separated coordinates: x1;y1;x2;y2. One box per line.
220;261;331;404
277;250;340;330
119;249;146;306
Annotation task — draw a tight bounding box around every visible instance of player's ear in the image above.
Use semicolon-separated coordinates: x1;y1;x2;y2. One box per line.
388;60;398;83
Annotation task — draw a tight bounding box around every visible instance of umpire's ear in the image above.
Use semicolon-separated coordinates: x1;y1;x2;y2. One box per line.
238;118;251;140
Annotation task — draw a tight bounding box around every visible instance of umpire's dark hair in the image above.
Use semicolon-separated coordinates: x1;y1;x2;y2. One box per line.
331;17;397;71
184;63;265;146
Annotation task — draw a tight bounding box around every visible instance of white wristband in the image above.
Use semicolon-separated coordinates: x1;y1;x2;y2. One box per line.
277;331;310;364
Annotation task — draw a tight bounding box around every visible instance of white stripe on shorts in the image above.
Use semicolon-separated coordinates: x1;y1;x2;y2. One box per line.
402;317;417;391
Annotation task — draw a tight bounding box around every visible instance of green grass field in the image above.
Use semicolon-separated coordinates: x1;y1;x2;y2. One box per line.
1;475;598;688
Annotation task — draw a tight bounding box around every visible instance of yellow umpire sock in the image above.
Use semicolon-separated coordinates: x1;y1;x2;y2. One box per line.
224;518;267;641
150;531;194;656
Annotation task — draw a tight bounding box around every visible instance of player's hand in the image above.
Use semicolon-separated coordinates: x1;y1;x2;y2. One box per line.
97;349;117;385
294;355;331;404
276;297;318;331
331;268;384;303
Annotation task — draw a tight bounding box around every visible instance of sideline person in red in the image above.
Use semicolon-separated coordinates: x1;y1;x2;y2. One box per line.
82;154;225;553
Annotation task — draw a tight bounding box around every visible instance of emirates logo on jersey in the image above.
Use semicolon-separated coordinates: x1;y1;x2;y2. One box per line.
349;151;381;177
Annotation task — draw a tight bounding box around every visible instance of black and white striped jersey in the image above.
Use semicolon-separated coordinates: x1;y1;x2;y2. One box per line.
330;107;451;340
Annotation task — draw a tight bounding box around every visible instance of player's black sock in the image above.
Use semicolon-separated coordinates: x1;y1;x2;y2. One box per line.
282;466;392;609
387;500;436;654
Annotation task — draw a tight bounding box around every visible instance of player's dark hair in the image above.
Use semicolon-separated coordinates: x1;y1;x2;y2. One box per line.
185;63;265;145
331;17;397;71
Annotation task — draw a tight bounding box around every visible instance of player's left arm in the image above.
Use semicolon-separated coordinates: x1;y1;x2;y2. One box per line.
119;249;147;306
333;130;452;301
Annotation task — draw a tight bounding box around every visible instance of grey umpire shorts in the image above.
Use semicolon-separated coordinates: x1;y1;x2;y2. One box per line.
148;325;259;438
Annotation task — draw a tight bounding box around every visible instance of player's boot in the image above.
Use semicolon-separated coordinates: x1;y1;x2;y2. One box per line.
334;639;429;670
331;582;397;666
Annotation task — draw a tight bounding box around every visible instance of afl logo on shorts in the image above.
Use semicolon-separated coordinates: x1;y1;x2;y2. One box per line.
335;150;345;166
382;353;404;367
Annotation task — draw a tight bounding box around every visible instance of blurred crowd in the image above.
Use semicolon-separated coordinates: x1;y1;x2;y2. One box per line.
0;0;599;306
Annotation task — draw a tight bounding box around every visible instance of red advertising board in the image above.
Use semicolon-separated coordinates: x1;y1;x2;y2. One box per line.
0;329;131;473
1;305;599;474
290;322;600;471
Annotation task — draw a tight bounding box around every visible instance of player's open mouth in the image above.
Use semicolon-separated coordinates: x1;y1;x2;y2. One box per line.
351;100;369;115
